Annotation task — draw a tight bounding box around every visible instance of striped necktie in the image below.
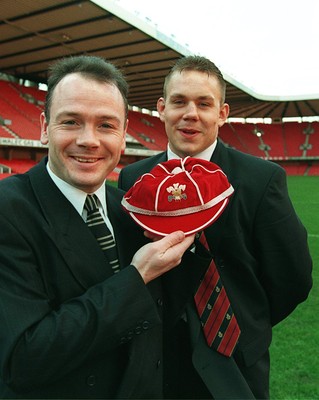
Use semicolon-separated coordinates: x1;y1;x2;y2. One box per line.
84;194;120;274
194;232;240;357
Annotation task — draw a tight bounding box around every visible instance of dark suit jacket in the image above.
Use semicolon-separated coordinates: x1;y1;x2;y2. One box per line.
0;158;167;399
118;140;313;399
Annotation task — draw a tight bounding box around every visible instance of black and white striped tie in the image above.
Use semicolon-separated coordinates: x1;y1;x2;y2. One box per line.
84;194;120;274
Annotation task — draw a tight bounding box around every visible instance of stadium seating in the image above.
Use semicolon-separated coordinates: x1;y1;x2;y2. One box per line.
219;121;319;162
14;83;46;104
127;110;167;150
307;164;319;175
0;80;42;140
280;163;308;176
301;122;319;157
0;125;15;138
257;124;286;158
218;123;246;153
0;79;318;177
0;172;12;180
0;158;37;173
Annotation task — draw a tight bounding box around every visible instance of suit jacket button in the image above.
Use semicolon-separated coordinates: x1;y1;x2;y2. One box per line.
127;330;134;339
86;375;96;386
142;320;150;330
135;325;142;335
157;298;163;307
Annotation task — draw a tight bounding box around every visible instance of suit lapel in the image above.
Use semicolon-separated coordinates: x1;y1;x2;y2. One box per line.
187;303;254;399
106;185;147;269
204;141;240;252
29;160;114;289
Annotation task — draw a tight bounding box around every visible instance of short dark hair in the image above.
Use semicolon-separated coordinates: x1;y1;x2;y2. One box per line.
44;55;129;122
163;55;227;103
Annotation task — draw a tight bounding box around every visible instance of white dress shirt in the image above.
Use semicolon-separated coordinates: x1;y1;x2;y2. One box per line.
167;140;217;161
46;163;115;236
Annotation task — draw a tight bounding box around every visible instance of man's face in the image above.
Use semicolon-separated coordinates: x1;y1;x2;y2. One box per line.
157;70;229;158
40;73;127;193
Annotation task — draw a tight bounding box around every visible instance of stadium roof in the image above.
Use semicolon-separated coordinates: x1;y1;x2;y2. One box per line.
1;0;318;120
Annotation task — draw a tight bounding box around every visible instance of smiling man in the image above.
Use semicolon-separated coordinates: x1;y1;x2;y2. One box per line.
157;60;229;158
0;55;195;399
40;70;127;193
118;55;313;399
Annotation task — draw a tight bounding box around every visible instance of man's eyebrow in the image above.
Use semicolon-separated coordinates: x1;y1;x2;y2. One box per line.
55;111;79;119
169;93;184;98
56;111;122;124
170;93;216;101
98;114;122;125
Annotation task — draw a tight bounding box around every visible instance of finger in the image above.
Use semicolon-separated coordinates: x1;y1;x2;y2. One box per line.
158;230;185;248
144;230;164;242
172;234;195;254
183;234;195;247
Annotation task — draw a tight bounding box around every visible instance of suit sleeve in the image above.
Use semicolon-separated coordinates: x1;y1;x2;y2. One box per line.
0;212;161;393
118;165;140;191
254;167;312;325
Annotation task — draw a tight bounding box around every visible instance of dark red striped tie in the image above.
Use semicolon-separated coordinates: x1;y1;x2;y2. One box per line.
194;232;240;357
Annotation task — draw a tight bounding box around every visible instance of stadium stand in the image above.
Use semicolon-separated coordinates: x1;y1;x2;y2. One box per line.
0;80;42;140
219;121;319;161
307;163;319;175
255;124;286;158
0;158;37;173
283;122;306;158
0;79;318;180
127;110;168;150
217;123;247;153
0;125;15;138
300;122;319;158
14;83;46;104
279;163;309;176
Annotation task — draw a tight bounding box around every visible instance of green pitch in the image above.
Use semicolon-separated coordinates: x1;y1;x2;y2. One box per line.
270;176;319;399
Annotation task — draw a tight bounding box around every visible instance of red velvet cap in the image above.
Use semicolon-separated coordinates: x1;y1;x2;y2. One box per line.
121;156;234;236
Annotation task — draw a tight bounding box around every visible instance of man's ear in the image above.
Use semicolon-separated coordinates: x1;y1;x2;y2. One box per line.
121;119;128;153
218;102;230;128
157;97;166;123
40;112;49;145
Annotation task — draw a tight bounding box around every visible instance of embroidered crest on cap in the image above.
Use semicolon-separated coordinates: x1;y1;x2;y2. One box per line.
167;183;187;202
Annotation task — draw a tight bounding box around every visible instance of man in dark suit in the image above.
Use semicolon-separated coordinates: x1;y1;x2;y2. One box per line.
118;56;313;399
0;55;195;399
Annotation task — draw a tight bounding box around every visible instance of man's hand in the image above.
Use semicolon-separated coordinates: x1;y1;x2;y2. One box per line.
131;231;195;283
144;230;163;242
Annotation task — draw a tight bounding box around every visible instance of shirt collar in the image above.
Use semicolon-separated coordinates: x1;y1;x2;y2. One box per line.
46;163;107;217
167;140;217;161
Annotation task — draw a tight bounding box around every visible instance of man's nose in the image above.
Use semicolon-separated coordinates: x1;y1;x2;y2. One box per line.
183;102;199;119
76;126;99;147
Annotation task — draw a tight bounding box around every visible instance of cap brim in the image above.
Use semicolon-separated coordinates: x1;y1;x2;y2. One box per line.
128;198;229;236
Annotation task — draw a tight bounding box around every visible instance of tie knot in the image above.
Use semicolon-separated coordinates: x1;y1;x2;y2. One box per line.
84;194;99;213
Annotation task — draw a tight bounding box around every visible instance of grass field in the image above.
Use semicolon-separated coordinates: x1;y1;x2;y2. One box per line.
270;176;319;399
